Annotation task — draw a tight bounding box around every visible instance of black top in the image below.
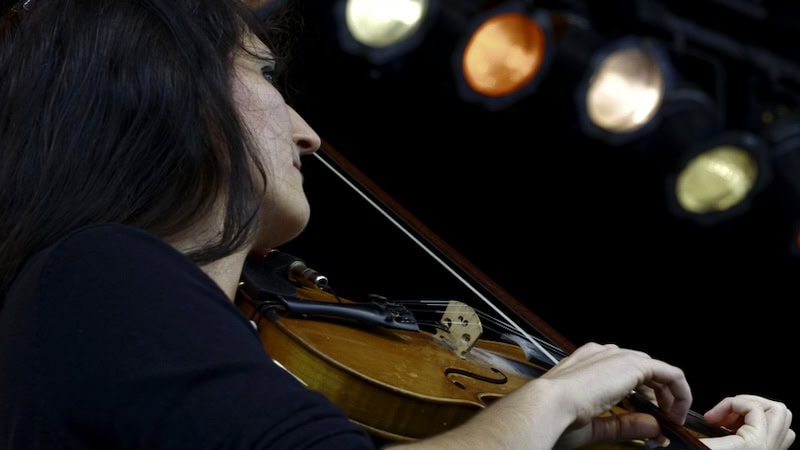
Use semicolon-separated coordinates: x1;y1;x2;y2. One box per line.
0;224;376;449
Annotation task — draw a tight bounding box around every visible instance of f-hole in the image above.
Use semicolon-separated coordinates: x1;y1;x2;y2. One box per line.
444;367;508;390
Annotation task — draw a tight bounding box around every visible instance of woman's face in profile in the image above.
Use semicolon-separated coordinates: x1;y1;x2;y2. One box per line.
230;31;320;249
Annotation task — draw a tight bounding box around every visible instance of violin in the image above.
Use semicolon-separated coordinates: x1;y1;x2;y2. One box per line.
235;141;731;449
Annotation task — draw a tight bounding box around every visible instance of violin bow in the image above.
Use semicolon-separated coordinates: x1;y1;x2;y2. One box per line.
309;139;717;449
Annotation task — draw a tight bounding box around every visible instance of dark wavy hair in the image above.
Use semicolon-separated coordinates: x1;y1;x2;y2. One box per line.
0;0;295;305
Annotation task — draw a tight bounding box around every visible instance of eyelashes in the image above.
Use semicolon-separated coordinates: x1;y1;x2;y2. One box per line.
261;65;276;83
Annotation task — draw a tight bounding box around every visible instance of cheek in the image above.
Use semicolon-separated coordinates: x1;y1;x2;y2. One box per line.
248;108;294;167
232;73;287;138
241;108;291;180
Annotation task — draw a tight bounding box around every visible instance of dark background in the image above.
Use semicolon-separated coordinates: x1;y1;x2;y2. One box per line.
271;0;799;440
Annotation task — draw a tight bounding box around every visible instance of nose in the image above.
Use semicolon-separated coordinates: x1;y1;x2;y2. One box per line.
288;106;321;155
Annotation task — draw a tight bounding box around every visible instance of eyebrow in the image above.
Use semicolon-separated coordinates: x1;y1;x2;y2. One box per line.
239;32;273;57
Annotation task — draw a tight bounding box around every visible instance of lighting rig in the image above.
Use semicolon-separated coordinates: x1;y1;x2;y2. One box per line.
325;0;800;238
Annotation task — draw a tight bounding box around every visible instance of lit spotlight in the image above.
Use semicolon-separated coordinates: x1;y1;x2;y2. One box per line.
452;3;554;111
334;0;437;65
575;38;673;145
665;131;771;225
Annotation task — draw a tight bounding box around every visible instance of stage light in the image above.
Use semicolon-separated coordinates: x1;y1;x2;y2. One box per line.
451;3;554;111
765;118;800;184
333;0;438;65
764;116;800;224
574;37;674;145
632;88;721;160
665;131;772;225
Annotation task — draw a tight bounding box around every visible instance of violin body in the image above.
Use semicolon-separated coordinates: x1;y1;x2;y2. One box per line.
238;285;528;440
238;281;655;448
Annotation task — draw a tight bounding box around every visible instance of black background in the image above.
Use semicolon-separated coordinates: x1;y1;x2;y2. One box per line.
273;0;800;440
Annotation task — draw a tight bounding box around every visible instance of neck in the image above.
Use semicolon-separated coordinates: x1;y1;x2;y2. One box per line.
199;249;249;301
163;206;251;301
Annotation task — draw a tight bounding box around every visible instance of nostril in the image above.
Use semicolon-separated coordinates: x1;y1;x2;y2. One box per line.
296;138;318;152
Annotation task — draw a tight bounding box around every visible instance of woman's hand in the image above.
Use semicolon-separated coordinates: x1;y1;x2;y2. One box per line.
702;394;794;450
541;342;693;449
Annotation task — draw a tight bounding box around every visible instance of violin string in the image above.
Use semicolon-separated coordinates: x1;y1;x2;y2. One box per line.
389;298;566;361
414;319;452;332
468;315;567;360
313;152;560;366
395;299;535;339
395;299;520;334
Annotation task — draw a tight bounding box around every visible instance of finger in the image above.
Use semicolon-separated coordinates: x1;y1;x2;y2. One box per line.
565;342;620;363
594;347;692;425
781;428;795;450
710;396;768;429
763;400;793;450
590;412;662;445
639;360;692;425
635;384;658;404
705;395;772;429
710;397;796;450
643;380;675;417
700;434;747;450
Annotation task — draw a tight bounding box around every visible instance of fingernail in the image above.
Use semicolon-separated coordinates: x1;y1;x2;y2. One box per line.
645;436;670;448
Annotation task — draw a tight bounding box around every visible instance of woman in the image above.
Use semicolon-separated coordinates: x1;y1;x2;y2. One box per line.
0;0;793;448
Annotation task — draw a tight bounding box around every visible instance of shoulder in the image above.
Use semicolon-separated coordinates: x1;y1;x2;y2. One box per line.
37;223;213;298
5;222;231;332
4;222;250;362
48;222;186;268
0;223;378;449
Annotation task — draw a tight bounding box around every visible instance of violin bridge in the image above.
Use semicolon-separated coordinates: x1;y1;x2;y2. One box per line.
435;300;483;358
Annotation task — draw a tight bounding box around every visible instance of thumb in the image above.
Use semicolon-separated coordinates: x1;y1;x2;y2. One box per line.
591;412;665;445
